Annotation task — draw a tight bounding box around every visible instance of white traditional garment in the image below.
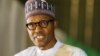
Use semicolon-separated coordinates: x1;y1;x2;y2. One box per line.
14;41;87;56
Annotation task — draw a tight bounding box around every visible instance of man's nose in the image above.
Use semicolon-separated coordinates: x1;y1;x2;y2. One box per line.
34;25;43;33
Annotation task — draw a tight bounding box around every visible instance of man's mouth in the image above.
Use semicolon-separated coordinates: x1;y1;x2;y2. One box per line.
37;35;44;39
33;35;44;40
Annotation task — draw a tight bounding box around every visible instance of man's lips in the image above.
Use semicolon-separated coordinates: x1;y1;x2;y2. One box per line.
33;35;44;41
37;35;44;39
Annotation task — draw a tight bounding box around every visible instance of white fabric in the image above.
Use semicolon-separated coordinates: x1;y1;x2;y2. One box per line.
14;41;87;56
35;41;62;56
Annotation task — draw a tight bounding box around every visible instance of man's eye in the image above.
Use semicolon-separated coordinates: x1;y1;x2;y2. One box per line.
28;23;35;27
40;21;48;27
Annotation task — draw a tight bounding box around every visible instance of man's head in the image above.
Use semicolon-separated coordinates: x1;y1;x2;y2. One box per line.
25;0;57;50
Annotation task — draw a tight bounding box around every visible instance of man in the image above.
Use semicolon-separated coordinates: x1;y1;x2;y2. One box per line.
15;0;87;56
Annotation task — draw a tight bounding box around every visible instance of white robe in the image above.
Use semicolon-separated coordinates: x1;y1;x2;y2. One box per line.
14;41;87;56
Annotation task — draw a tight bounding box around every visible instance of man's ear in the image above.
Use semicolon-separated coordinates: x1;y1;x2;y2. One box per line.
54;20;58;28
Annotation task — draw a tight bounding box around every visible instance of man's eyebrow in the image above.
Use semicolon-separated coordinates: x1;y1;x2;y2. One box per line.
27;19;52;23
41;18;53;20
27;22;35;24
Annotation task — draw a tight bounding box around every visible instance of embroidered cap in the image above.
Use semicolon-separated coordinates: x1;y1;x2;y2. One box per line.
25;0;55;19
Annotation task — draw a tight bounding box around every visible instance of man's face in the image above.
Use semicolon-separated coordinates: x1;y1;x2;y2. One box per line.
26;15;56;47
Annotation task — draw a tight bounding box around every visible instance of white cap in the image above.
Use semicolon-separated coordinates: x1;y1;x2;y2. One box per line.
25;0;55;19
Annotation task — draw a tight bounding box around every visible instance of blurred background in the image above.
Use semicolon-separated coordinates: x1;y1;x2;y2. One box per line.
0;0;100;56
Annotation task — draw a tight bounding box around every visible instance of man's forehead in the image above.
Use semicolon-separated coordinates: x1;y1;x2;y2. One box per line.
26;15;53;23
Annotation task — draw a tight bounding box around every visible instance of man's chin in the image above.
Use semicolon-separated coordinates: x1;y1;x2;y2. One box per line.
35;42;45;47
